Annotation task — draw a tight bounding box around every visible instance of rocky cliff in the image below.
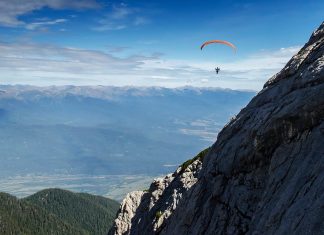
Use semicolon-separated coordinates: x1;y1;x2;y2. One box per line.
109;22;324;235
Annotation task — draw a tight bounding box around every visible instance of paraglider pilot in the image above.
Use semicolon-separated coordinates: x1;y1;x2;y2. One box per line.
200;39;236;75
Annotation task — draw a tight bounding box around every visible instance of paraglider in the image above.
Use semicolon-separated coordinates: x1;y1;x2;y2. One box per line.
200;40;236;52
200;39;236;75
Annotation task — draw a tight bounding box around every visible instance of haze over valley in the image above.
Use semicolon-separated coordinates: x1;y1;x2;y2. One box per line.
0;85;254;200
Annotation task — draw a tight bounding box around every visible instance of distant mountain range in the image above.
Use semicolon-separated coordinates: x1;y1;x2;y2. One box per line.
0;188;119;235
0;85;255;198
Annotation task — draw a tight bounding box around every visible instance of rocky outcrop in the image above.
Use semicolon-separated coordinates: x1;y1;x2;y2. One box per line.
111;190;145;235
109;152;204;235
109;22;324;235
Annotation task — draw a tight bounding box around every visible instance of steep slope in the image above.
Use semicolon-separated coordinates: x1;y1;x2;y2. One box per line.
110;148;209;235
0;192;87;235
24;188;120;235
109;22;324;235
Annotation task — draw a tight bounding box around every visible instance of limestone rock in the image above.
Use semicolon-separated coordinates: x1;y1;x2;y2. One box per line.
109;158;202;235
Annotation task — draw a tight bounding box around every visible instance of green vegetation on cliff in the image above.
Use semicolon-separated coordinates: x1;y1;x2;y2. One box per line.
180;147;211;173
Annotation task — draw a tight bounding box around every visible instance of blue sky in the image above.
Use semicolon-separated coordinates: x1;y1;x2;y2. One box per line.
0;0;323;90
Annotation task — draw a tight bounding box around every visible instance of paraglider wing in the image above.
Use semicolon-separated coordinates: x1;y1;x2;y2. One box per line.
200;40;236;52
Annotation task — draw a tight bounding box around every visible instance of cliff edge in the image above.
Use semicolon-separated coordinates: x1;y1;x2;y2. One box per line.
109;22;324;235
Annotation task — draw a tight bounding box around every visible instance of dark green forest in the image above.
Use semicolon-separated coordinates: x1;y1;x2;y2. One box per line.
0;188;119;235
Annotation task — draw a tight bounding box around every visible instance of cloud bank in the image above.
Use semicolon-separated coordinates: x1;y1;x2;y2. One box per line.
0;41;300;90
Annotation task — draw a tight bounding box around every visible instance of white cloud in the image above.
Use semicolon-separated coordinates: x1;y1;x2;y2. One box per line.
26;18;67;30
0;41;301;90
145;46;301;89
110;3;133;20
93;23;126;31
93;3;150;31
107;46;129;53
0;0;99;27
134;16;150;26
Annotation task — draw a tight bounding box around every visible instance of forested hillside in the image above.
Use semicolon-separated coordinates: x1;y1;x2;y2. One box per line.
0;189;119;235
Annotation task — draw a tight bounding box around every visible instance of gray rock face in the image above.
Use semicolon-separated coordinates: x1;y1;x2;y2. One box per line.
109;22;324;235
109;158;203;235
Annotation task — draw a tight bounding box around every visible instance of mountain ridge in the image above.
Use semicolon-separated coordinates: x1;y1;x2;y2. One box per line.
0;85;255;101
0;85;254;191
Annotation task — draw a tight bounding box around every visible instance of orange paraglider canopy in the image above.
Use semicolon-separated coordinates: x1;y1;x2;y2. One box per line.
200;40;236;52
